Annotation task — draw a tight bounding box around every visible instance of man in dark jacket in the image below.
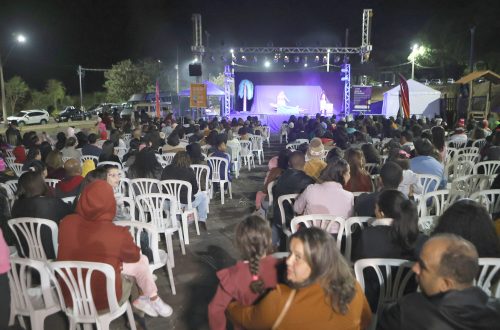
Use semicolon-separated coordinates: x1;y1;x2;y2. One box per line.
377;234;500;330
354;161;403;217
272;151;314;248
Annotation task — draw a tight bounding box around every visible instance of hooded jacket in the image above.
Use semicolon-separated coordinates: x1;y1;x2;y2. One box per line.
57;180;140;310
377;287;500;330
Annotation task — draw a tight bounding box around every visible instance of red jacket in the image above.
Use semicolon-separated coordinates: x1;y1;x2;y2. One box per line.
57;180;140;310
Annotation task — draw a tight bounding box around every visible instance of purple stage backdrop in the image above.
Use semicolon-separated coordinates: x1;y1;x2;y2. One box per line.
234;71;343;116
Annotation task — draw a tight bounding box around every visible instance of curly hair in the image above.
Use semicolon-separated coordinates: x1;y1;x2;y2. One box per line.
290;227;356;314
234;215;273;294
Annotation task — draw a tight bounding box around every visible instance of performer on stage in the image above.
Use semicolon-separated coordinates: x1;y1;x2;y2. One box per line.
271;90;301;114
319;91;333;115
276;91;289;107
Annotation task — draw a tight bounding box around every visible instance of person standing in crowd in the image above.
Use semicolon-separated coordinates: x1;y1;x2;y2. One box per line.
208;215;278;330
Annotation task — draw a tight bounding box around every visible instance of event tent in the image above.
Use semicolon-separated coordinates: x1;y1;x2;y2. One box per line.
382;79;441;118
178;81;225;97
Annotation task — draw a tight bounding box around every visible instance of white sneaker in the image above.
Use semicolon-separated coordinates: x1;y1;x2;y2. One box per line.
133;296;158;317
150;297;173;317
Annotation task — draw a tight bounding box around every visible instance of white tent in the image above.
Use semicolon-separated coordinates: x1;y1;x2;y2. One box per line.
382;79;441;118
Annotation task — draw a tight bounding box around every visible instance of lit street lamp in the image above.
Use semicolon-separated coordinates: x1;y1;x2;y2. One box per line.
1;33;27;126
408;44;425;80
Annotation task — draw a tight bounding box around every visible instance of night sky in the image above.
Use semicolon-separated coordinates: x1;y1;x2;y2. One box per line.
1;0;499;94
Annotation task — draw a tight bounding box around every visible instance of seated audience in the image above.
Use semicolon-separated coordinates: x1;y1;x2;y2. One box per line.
61;136;82;160
98;140;121;164
344;148;372;192
81;133;102;157
410;138;446;190
55;159;84;198
45;150;66;180
303;137;327;181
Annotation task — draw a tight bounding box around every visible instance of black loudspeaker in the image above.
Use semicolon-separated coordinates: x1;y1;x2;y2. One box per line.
189;64;202;77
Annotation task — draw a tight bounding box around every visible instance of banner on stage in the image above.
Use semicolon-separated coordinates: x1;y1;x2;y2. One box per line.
190;83;207;108
352;86;372;111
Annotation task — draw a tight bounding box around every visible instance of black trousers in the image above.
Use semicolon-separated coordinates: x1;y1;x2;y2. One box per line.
0;273;10;329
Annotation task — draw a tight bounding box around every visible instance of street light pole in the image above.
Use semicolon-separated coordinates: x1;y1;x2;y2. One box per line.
0;54;7;126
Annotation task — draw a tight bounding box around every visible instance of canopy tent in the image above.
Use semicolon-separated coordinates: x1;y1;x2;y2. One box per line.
382;79;441;118
178;81;225;97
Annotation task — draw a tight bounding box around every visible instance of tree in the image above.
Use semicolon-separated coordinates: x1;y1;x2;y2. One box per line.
45;79;66;111
140;58;171;92
104;59;151;102
5;76;29;114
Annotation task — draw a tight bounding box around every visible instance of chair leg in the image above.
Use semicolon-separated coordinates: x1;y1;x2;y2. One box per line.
228;182;233;199
181;214;190;245
164;233;175;267
177;226;186;255
193;210;200;236
126;302;138;330
221;185;225;205
165;260;176;295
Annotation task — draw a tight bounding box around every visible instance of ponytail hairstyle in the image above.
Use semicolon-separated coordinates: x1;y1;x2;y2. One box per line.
376;190;419;252
234;215;273;294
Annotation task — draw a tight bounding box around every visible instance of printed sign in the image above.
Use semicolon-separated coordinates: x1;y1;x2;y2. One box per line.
352;86;372;111
190;83;207;108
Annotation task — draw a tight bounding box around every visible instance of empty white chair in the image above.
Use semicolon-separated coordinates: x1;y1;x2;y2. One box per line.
207;157;233;205
472;138;487;149
476;258;500;298
227;140;241;179
8;217;58;260
450;174;490;198
285;142;301;150
416;173;441;194
191;164;211;212
135;193;185;267
354;258;415;322
344;217;372;263
239;140;255;171
131;178;160;197
262;126;271;147
159;180;200;245
8;257;61;330
418;190;455;217
447;140;467;149
290;214;345;250
280;124;289;143
470;189;500;214
44;178;60;189
97;161;123;169
116;221;176;295
49;261;137;330
473;161;500;176
277;194;299;239
250;135;264;165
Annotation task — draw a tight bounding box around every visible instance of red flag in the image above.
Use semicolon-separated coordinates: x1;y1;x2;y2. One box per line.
398;74;410;118
155;79;161;118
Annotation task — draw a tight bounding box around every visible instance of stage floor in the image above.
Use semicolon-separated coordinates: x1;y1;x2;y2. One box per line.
228;112;294;132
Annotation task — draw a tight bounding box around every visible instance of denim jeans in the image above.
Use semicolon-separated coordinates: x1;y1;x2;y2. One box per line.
189;191;208;222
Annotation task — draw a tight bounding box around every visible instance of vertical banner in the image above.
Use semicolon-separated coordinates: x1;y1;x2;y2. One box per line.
155;80;161;118
190;83;207;108
352;85;372;112
398;74;410;118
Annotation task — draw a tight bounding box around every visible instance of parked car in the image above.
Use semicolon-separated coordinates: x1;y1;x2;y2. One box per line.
446;78;455;84
418;79;429;85
430;79;443;85
56;106;92;122
7;109;50;126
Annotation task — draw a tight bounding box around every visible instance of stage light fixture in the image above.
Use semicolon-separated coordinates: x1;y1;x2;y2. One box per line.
264;61;271;68
323;55;328;64
304;63;308;67
241;55;247;62
303;56;308;64
314;55;320;63
230;48;234;54
294;56;300;63
284;55;289;63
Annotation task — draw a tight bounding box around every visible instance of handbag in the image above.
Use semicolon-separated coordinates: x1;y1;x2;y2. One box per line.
272;289;296;330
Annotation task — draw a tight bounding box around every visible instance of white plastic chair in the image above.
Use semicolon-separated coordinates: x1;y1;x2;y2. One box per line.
344;217;372;263
44;178;60;189
114;147;128;162
117;177;133;198
239;140;255;171
476;258;500;298
470;189;500;214
227;140;241;179
10;163;24;177
447;140;467;149
450;174;490;198
285;142;301;150
61;196;76;205
473;161;500;176
472;138;487;149
131;178;160;197
8;257;61;330
354;258;415;321
207;157;233;205
449;159;474;181
159;152;176;165
277;194;299;239
417;190;455;217
290;214;345;250
135;193;185;267
250;135;264;165
159;180;200;245
201;144;211;156
49;261;137;330
262;126;271;147
456;152;480;164
8;217;58;260
280;124;289;144
97;161;123;169
365;163;379;175
61;156;74;163
80;155;99;165
267;180;276;208
191;164;211;213
4;179;18;206
295;138;309;145
116;221;176;295
418;216;438;235
416;173;441;194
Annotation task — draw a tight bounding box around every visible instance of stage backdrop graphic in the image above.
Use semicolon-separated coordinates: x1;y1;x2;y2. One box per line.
234;71;343;116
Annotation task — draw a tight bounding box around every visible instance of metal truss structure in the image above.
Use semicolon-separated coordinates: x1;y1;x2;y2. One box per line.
341;64;351;115
223;65;233;117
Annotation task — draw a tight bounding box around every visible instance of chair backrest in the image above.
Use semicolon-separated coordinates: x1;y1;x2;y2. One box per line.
418;189;454;217
447;140;467;149
201;144;211;156
97;161;123;169
206;156;229;182
285;142;301;150
159;152;176;165
277;193;299;229
418;216;438;235
472;138;487;149
131;178;160;197
445;147;457;164
4;179;18;198
476;258;500;298
114;147;128;161
416;173;441;194
117;177;133;198
9;257;59;315
473;161;500;176
61;156;74;163
134;193;178;231
290;214;345;250
250;135;263;151
44;178;61;189
267;180;276;207
239;140;253;156
80;155;99;164
10;163;24;177
365;163;379;175
159;179;193;210
8;217;58;260
344;216;372;262
115;221;164;268
295;139;309;145
451;160;474;179
61;196;76;204
49;261;120;321
6;148;14;158
470;189;500;214
354;258;415;313
190;164;210;194
450;174;490;198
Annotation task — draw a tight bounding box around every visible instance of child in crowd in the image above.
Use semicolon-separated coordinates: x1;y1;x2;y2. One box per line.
208;215;278;330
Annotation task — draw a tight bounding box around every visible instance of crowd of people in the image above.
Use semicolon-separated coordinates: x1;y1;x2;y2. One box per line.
0;110;500;329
